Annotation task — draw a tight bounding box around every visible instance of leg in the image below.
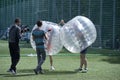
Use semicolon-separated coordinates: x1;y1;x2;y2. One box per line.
9;43;14;70
10;43;20;72
80;54;84;69
74;54;83;72
49;55;53;66
75;48;88;72
35;48;46;72
36;49;42;71
49;55;55;71
80;54;87;69
37;51;41;65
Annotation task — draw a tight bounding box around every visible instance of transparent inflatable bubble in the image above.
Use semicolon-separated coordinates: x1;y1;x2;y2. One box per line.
61;16;97;53
30;21;63;55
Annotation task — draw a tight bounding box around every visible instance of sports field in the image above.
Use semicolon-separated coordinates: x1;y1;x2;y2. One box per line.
0;40;120;80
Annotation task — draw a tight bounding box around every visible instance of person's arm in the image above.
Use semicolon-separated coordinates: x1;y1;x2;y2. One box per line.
44;33;48;40
58;19;65;25
32;36;35;41
32;32;35;41
16;27;21;39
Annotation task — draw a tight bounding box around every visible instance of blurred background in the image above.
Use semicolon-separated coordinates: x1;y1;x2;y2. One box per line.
0;0;120;50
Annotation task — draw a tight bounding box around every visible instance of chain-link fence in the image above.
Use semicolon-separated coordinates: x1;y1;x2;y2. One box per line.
0;0;120;49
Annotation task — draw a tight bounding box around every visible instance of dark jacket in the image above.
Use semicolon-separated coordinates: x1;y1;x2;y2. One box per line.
9;25;21;43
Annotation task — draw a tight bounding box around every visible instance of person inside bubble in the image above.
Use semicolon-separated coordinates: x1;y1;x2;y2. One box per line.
73;21;88;73
58;19;65;26
75;47;88;73
46;28;55;71
46;19;65;71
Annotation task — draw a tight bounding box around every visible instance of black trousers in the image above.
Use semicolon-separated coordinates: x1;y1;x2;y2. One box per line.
9;42;20;71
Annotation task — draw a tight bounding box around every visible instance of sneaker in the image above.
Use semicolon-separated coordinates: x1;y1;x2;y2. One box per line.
75;68;83;72
7;69;16;75
50;66;55;71
39;70;45;74
11;70;16;75
34;69;38;75
82;68;88;73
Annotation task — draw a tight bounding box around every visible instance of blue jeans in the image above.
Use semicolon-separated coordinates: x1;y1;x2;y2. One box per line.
36;48;46;71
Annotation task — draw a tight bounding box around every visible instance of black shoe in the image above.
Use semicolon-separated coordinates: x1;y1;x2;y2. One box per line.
34;69;38;75
7;69;16;75
39;70;44;74
11;70;16;75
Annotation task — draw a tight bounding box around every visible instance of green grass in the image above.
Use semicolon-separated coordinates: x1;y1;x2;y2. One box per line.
0;40;120;80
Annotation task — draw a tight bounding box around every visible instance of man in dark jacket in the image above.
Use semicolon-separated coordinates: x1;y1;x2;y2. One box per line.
7;18;21;75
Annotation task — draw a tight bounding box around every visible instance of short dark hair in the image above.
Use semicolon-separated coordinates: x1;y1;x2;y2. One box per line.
14;18;20;23
37;21;42;27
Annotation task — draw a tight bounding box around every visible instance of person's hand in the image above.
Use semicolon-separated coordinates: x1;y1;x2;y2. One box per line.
47;28;52;32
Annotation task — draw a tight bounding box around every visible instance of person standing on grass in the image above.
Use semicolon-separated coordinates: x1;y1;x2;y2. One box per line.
32;20;48;74
7;18;21;75
47;19;65;71
46;28;55;71
75;48;88;73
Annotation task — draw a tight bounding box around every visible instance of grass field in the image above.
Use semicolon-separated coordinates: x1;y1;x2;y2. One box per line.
0;40;120;80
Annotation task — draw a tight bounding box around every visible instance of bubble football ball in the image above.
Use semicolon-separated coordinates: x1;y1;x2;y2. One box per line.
60;16;97;53
30;21;63;55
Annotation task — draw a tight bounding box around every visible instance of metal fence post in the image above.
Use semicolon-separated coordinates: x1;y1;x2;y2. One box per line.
78;0;80;15
112;0;116;49
99;0;103;48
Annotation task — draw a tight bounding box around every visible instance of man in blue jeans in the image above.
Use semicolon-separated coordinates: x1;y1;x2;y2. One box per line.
32;20;48;74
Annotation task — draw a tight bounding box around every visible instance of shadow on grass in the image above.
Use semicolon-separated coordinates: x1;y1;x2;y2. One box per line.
3;73;34;77
3;69;76;77
0;73;10;76
101;56;120;64
17;69;34;73
88;48;120;55
88;48;120;64
3;69;34;77
44;69;76;75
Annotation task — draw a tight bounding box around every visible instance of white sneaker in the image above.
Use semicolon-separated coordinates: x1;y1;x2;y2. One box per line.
82;68;88;73
50;66;55;71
